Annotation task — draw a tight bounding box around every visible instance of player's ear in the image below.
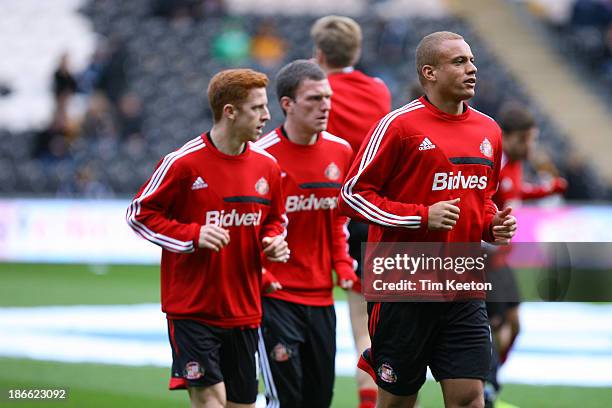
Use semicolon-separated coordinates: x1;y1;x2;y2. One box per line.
279;96;293;114
223;103;237;120
422;65;436;82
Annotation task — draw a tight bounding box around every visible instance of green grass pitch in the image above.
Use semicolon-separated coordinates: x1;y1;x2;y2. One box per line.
0;263;610;407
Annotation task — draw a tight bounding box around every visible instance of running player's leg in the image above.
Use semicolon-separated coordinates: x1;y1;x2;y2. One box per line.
260;297;307;407
219;327;259;408
440;379;484;408
348;220;379;407
168;319;227;407
431;301;491;408
302;305;337;408
362;302;437;408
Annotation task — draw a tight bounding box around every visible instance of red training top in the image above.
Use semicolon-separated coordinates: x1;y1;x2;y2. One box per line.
127;134;286;328
254;127;354;306
338;96;502;244
327;68;392;157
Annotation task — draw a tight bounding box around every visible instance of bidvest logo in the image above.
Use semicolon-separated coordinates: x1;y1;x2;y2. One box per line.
432;171;487;191
205;209;262;227
286;194;338;213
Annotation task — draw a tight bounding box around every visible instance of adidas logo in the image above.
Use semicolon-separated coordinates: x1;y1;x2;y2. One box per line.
191;176;208;190
418;137;436;151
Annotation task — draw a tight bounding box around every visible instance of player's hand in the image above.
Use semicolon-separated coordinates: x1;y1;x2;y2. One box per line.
491;207;517;245
552;177;568;194
336;268;359;290
262;235;290;263
428;198;460;231
262;269;282;293
198;224;230;251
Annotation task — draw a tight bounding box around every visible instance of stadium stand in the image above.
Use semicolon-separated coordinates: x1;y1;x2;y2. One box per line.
0;0;608;199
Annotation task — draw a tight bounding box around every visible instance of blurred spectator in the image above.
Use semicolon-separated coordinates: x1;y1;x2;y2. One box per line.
212;19;250;64
250;19;287;70
0;81;11;97
117;92;144;141
57;164;114;198
80;92;118;141
78;42;110;95
97;36;129;103
53;53;78;120
53;53;78;101
33;111;72;162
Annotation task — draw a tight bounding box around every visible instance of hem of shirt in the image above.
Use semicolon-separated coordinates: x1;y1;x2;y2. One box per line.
264;290;334;306
165;313;261;329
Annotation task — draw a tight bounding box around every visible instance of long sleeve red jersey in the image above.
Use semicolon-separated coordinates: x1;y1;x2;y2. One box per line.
126;134;286;328
253;128;354;306
338;96;502;244
327;68;392;156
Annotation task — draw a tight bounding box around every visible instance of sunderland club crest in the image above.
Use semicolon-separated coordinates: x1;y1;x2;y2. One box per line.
270;343;292;362
325;162;341;181
378;363;397;383
255;177;269;195
480;137;493;158
184;361;205;380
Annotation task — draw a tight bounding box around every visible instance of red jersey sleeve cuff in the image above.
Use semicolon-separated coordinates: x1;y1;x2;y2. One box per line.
482;218;495;242
191;224;201;250
419;205;429;231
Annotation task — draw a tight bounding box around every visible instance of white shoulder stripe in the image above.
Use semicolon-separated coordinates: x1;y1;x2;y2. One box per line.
340;100;425;228
255;131;278;145
126;139;205;253
253;137;281;151
321;132;351;148
470;107;497;123
251;144;278;162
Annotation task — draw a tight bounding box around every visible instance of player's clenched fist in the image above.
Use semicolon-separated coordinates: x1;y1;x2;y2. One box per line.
427;198;461;231
491;207;517;245
262;235;290;263
198;224;230;251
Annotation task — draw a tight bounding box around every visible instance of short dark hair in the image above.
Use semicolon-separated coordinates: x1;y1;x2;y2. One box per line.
275;59;326;109
497;102;536;134
415;31;464;86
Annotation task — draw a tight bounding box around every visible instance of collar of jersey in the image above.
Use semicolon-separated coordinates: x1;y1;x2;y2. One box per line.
420;96;471;122
278;126;322;148
204;132;251;160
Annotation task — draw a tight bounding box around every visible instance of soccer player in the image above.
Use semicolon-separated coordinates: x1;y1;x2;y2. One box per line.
311;15;392;408
126;69;289;408
338;32;517;407
485;103;566;405
254;59;358;408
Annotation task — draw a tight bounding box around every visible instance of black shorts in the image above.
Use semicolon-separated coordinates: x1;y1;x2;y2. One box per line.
259;297;336;408
167;319;259;404
348;220;369;279
486;265;521;326
367;301;491;396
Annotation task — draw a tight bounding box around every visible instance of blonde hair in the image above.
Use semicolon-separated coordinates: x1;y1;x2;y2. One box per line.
311;15;362;68
415;31;464;85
